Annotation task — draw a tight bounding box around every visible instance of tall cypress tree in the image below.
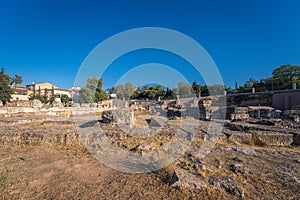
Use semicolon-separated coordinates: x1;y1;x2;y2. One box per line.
95;78;108;101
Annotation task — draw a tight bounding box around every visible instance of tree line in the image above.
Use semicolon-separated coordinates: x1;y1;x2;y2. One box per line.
236;64;300;93
0;64;299;105
78;64;300;103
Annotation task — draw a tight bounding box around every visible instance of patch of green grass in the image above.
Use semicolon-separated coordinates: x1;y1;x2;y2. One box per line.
0;170;19;192
0;170;9;191
179;161;195;170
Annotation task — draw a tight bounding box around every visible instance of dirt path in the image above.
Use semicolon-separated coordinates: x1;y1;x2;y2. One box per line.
0;146;209;199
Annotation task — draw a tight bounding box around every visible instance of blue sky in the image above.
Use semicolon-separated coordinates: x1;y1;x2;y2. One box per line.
0;0;299;89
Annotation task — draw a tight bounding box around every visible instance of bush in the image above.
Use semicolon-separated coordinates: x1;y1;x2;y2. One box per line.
61;94;70;104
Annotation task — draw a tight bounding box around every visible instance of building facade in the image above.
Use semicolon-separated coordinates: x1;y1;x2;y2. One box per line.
11;82;71;102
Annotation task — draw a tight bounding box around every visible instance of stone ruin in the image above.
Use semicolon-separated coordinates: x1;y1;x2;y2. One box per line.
166;100;184;119
226;107;249;121
102;109;134;127
198;98;213;120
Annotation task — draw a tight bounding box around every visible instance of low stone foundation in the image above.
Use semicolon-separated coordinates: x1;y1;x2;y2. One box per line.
102;109;134;126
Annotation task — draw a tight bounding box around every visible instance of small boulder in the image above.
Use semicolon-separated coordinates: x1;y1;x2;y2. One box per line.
171;167;207;190
30;99;43;109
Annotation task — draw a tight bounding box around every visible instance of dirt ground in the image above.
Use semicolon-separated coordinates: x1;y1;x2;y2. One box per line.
1;145;300;199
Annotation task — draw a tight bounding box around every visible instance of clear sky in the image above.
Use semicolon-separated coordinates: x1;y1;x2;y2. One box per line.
0;0;299;89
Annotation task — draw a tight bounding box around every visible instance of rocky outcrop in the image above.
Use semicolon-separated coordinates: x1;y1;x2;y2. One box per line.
171;167;207;190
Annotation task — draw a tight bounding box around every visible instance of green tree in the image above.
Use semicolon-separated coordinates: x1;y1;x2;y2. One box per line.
271;64;300;90
38;86;41;96
178;82;192;97
201;85;209;96
61;94;70;104
238;78;259;93
0;68;13;104
208;84;226;95
113;82;138;100
163;87;177;99
78;87;95;103
192;80;201;97
78;77;99;103
10;75;23;86
78;77;109;103
132;85;166;100
49;86;55;104
95;78;108;101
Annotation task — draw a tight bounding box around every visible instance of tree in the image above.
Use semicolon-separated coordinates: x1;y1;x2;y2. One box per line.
208;84;226;95
78;87;94;103
78;77;99;103
163;87;177;99
38;86;41;96
0;68;13;104
10;75;23;86
201;85;209;96
113;82;138;100
61;94;70;104
178;82;192;97
78;77;109;103
131;85;166;100
95;78;108;101
239;78;259;93
192;80;201;97
271;64;300;90
49;86;55;104
235;81;238;91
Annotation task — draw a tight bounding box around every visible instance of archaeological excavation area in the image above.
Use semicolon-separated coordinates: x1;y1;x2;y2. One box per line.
0;98;300;199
